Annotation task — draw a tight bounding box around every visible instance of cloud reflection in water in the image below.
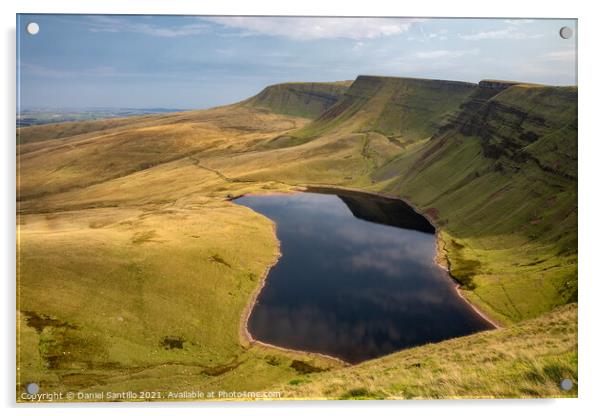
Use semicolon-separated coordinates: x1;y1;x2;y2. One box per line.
235;191;492;363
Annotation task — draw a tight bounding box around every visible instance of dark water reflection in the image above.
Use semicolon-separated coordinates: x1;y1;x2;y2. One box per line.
235;190;493;363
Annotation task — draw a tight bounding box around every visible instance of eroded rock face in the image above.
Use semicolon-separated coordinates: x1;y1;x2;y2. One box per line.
463;85;577;179
423;79;577;180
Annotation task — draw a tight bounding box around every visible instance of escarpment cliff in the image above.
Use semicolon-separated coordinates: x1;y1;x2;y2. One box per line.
288;75;477;146
370;81;577;321
465;85;577;179
428;83;577;179
243;81;352;118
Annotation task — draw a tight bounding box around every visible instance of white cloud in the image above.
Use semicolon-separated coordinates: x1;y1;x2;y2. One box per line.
86;16;209;37
352;41;365;51
459;26;543;40
407;28;449;42
428;29;448;40
503;19;535;25
416;49;479;59
204;17;424;40
542;50;576;62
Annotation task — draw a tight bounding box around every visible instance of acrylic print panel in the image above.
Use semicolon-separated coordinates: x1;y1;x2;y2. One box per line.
16;15;577;402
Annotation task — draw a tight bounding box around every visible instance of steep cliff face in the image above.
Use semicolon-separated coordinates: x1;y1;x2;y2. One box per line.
289;75;477;145
16;73;578;397
242;76;577;323
243;81;352;118
425;83;577;179
465;85;577;179
18;74;577;325
373;83;577;322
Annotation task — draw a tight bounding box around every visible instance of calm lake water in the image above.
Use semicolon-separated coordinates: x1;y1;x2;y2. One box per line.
234;189;493;363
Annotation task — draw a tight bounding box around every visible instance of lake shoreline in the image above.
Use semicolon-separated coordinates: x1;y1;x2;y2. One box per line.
234;183;501;367
302;184;503;329
235;208;349;366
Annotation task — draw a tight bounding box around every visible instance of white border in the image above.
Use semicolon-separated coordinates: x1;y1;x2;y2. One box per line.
2;1;600;415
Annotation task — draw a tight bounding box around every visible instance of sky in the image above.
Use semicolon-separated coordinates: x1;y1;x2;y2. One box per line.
17;15;577;110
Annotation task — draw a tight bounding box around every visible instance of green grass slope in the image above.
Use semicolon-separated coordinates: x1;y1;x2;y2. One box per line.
280;76;477;148
374;83;577;324
281;303;577;399
202;78;577;325
16;75;577;400
242;81;352;118
16;106;339;400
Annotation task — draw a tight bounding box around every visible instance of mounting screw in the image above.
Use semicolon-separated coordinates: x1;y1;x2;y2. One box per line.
26;382;39;394
560;378;573;391
26;22;40;35
559;26;573;40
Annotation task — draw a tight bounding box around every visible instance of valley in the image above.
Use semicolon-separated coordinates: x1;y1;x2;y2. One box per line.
16;75;577;400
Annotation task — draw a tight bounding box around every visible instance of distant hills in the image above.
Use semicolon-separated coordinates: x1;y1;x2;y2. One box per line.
245;75;577;322
16;74;577;399
17;74;577;322
16;107;186;127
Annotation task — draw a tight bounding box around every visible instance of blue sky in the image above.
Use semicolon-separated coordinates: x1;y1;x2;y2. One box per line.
17;15;577;110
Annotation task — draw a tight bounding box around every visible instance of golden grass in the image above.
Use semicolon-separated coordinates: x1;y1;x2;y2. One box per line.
279;304;577;399
16;78;577;400
17;200;341;399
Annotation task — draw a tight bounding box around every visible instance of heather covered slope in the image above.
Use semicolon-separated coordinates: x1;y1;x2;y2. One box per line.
16;75;577;400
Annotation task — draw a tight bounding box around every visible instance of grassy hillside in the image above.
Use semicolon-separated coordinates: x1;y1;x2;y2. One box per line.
374;83;577;324
281;303;577;399
277;76;476;148
18;195;342;398
17;105;310;202
204;78;577;325
242;81;352;118
17;106;341;400
16;75;577;400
